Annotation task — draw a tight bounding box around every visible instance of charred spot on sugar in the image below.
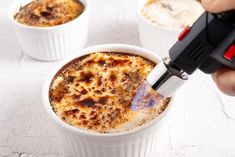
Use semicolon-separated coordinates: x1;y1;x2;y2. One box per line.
79;72;94;83
66;75;75;83
76;98;96;107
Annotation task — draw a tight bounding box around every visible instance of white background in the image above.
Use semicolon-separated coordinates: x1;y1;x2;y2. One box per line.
1;0;235;157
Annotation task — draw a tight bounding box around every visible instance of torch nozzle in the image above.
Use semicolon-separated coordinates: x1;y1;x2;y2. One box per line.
146;58;188;97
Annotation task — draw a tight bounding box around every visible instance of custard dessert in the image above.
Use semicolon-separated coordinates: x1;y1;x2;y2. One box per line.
49;52;170;133
142;0;204;29
14;0;84;27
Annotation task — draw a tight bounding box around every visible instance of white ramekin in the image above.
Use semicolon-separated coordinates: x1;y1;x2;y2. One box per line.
137;0;180;58
42;44;175;157
9;0;89;61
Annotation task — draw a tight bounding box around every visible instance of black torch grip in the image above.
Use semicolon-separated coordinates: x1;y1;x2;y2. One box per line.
169;10;235;74
215;9;235;25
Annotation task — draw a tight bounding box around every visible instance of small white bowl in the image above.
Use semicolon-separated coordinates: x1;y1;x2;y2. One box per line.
42;44;175;157
9;0;89;61
137;0;180;57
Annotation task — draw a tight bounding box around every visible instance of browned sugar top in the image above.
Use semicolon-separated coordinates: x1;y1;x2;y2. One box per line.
14;0;84;27
49;52;169;133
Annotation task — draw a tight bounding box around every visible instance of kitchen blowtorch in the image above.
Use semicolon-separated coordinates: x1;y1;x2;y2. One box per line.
131;10;235;110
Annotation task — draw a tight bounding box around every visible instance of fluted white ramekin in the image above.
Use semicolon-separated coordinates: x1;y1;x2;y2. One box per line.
42;44;175;157
137;0;180;57
9;0;89;61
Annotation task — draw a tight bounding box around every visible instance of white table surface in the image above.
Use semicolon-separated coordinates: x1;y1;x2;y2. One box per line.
1;0;235;157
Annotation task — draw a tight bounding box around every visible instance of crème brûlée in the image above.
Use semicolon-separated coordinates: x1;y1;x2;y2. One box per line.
49;52;170;133
14;0;84;27
142;0;204;29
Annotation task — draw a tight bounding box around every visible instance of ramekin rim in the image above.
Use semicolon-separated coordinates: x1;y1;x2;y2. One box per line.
42;44;175;138
8;0;90;30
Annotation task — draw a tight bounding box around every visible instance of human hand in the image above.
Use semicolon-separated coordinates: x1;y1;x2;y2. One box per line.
201;0;235;13
201;0;235;96
212;67;235;96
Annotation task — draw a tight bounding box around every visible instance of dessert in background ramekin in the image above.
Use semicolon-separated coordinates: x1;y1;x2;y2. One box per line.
14;0;85;27
42;44;175;157
137;0;204;57
9;0;89;61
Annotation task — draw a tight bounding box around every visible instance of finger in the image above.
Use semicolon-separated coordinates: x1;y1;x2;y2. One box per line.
212;67;235;96
201;0;235;13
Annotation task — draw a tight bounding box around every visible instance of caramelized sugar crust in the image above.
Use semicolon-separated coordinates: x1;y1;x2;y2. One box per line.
14;0;84;27
49;52;169;133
